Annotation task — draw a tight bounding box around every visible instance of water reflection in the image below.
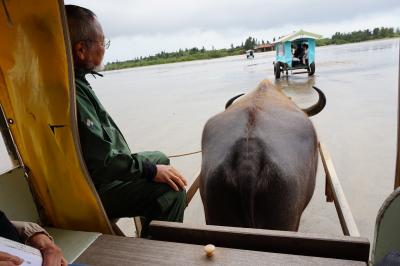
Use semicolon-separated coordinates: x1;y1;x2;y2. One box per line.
275;75;318;108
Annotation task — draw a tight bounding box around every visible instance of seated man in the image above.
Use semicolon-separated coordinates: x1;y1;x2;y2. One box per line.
65;5;187;236
301;43;309;65
0;210;67;266
291;44;297;56
293;44;304;62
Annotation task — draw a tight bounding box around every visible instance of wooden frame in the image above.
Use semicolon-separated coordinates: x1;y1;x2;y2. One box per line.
76;234;368;265
186;170;200;204
318;142;360;237
395;43;400;189
149;221;370;262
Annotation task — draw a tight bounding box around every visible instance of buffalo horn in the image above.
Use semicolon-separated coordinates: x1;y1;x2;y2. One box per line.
301;86;326;117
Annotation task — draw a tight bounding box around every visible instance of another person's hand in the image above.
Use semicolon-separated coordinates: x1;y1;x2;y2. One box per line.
154;165;188;191
0;251;23;266
27;233;67;266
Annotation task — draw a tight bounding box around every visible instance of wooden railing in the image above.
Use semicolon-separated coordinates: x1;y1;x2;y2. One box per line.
186;170;200;205
149;220;370;262
395;43;400;190
318;142;360;237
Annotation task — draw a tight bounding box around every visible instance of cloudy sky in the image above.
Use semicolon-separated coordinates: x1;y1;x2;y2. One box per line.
64;0;400;63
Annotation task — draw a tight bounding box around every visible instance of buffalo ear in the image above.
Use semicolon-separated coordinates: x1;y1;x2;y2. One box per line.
225;93;245;109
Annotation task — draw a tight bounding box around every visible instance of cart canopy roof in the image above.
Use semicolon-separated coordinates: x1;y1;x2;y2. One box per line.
275;29;322;44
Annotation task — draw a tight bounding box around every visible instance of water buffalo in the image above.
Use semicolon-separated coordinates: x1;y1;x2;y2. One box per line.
199;80;326;231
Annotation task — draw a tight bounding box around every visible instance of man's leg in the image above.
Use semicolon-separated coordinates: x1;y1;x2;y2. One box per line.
100;179;186;235
137;151;187;223
100;151;186;235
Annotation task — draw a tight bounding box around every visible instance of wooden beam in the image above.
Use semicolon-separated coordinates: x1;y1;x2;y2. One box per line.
325;173;334;202
76;234;367;266
395;43;400;189
149;221;370;262
186;170;200;205
292;71;309;74
318;142;360;237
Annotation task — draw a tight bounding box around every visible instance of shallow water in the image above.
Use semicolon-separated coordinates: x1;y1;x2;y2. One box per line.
1;38;399;241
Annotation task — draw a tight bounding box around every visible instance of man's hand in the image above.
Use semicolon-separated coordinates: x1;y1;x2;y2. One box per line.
154;165;188;191
0;251;23;266
27;233;67;266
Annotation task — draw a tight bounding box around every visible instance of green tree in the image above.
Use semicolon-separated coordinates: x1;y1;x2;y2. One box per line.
373;27;380;37
244;36;255;50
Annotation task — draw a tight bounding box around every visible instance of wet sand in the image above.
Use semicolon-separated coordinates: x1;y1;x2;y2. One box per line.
0;38;398;241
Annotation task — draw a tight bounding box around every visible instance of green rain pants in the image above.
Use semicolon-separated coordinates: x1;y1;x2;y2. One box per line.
99;151;187;237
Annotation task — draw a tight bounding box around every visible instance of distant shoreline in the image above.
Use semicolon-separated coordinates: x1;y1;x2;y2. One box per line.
104;35;400;72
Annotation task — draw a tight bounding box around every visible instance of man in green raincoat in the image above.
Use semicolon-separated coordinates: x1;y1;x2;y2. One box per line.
65;5;187;236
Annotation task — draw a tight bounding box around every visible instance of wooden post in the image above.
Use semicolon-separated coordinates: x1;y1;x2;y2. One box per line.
325;173;334;202
319;142;360;237
149;221;370;262
186;170;200;205
395;42;400;189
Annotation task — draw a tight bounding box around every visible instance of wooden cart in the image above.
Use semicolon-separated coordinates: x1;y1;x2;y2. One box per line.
1;1;399;264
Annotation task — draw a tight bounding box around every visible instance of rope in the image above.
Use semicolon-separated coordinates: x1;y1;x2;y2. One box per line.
168;150;202;158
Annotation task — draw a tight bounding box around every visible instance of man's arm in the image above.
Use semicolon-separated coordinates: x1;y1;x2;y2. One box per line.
11;222;51;244
11;222;67;266
76;88;156;186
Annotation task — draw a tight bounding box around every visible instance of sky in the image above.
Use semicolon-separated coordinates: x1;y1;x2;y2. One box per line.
64;0;400;63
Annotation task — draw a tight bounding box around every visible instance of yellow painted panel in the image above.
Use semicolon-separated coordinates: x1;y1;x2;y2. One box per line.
0;0;112;233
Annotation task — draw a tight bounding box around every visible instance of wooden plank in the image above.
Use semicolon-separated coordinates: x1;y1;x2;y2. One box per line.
293;71;309;74
318;142;360;237
186;170;200;205
325;173;334;202
395;43;400;189
148;221;370;263
75;235;366;266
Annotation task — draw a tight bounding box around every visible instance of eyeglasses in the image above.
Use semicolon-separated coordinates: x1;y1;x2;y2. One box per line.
103;38;111;49
84;38;111;49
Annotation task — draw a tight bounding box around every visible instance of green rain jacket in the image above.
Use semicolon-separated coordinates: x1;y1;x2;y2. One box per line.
75;69;157;192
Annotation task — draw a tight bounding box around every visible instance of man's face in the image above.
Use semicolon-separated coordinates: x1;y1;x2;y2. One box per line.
88;19;105;69
73;18;105;71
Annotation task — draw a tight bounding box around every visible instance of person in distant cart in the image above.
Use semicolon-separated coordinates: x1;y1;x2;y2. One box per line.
302;43;309;65
293;43;304;61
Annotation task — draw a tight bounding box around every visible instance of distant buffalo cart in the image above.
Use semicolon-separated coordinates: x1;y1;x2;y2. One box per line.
273;30;322;78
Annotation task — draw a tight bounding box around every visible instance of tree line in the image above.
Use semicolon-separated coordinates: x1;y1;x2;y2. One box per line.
105;27;400;71
317;27;400;46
